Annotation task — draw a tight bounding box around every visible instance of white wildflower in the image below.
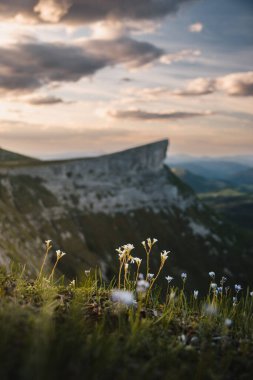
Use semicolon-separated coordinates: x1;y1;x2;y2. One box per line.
45;240;52;248
56;250;66;260
211;283;217;289
111;290;135;306
165;275;174;283
123;243;134;252
194;290;199;299
224;318;232;327
181;272;187;280
209;271;215;279
134;257;142;266
179;334;186;344
147;273;154;280
136;279;149;293
250;291;253;297
161;250;170;263
235;284;242;293
142;238;158;250
147;238;158;249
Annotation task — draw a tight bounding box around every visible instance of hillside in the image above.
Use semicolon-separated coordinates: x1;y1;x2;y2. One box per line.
171;167;229;193
0;147;38;168
229;167;253;187
171;165;253;231
0;140;252;289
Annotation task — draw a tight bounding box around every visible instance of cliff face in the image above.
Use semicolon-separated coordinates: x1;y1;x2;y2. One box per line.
0;140;251;288
1;140;187;214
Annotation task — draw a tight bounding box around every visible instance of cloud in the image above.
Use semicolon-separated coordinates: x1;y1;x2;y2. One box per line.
0;34;203;97
27;95;65;105
160;49;201;64
109;109;212;121
85;37;164;68
217;72;253;96
0;1;195;24
175;72;253;97
0;38;164;95
0;42;107;95
34;0;72;23
189;22;203;33
174;78;216;96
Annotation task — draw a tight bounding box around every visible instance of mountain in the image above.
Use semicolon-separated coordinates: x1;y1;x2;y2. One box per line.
166;159;250;180
0;140;252;289
229;167;253;187
0;147;38;167
168;154;253;167
171;166;253;231
171;168;229;193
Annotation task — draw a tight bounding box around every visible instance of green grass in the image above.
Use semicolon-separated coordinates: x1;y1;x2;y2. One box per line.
0;248;253;380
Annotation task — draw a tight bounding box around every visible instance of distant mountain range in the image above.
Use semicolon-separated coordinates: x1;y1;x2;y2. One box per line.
0;141;252;289
167;158;251;181
170;156;253;233
167;154;253;167
171;168;230;193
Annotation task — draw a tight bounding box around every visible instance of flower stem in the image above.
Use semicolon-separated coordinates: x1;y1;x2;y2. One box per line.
38;246;50;280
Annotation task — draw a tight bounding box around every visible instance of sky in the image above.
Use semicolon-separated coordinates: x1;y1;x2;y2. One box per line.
0;0;252;159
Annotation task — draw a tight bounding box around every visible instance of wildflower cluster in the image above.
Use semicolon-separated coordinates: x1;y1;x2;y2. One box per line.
114;238;171;304
38;240;67;282
112;238;250;311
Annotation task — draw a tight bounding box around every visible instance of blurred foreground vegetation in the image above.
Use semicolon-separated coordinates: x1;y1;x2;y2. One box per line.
0;261;252;380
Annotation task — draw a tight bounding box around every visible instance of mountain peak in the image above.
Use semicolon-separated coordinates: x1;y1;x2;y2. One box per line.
99;139;169;172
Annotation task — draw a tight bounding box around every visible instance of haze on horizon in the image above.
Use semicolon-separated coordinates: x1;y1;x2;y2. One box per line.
0;0;252;159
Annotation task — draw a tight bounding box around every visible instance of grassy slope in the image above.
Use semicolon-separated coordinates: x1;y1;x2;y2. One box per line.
0;148;38;168
0;265;252;380
199;191;253;230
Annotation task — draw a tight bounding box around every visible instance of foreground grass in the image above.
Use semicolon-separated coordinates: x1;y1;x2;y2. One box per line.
0;263;253;380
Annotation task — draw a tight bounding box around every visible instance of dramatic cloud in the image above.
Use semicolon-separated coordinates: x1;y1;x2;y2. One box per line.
189;22;203;32
109;109;212;121
175;72;253;97
0;38;164;95
84;37;163;68
0;1;195;24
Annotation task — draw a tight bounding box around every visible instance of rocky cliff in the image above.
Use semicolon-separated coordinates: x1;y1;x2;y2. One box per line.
0;140;252;289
